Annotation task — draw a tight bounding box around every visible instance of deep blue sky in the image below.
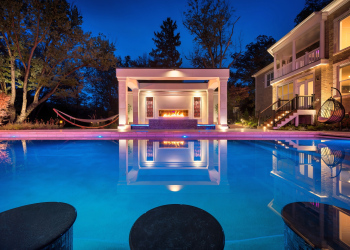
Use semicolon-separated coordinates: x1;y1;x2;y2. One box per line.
71;0;306;67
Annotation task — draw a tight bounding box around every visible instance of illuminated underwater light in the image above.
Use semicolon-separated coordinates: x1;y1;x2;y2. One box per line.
182;135;187;138
98;135;103;138
11;136;16;138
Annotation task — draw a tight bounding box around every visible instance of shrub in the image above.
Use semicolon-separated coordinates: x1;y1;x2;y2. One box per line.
0;118;62;130
0;93;10;125
240;116;258;128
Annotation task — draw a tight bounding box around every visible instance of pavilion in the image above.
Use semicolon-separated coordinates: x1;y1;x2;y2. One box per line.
116;68;229;130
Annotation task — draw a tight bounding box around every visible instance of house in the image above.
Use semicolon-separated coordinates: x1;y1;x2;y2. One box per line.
254;0;350;129
116;68;229;130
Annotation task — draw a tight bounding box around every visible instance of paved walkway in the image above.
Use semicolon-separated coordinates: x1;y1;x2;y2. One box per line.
0;128;335;140
0;126;348;140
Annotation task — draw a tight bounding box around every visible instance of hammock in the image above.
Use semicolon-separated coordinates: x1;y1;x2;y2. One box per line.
53;108;119;129
317;87;345;124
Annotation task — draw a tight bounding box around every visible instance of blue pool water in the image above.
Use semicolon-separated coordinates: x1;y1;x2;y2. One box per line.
0;139;350;249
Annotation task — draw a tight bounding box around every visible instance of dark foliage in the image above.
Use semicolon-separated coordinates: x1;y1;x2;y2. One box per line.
230;35;276;114
294;0;333;26
149;17;182;68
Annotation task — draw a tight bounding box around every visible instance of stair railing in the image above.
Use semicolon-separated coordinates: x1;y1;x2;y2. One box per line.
258;99;289;126
272;94;315;127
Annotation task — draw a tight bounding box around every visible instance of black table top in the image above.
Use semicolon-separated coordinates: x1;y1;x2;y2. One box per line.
129;204;225;250
0;202;77;250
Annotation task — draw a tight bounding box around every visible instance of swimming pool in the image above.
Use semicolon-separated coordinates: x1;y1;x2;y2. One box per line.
0;139;349;249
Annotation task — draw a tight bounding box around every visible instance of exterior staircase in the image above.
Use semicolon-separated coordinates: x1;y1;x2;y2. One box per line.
258;110;297;129
258;95;316;130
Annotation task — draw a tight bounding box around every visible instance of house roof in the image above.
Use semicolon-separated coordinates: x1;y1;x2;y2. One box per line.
251;63;274;77
267;0;350;56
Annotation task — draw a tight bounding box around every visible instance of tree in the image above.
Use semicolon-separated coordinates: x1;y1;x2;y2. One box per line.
230;35;276;114
149;17;182;68
82;67;118;117
183;0;240;68
0;92;10;125
294;0;333;26
0;0;117;123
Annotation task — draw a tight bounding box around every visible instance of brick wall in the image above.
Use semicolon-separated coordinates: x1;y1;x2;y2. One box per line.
322;1;350;113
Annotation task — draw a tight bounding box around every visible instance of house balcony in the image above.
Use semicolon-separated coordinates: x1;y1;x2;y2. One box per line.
275;47;321;79
268;11;328;85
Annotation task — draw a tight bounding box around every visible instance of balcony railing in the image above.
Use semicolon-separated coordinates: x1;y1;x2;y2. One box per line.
275;47;320;78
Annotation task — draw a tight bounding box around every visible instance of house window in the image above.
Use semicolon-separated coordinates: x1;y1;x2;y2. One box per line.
277;82;294;100
340;15;350;50
339;64;350;94
146;97;153;118
265;71;274;87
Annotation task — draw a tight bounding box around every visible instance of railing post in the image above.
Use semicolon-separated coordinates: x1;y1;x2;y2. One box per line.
311;94;315;109
278;98;281;108
258;111;261;126
305;51;309;65
272;110;276;127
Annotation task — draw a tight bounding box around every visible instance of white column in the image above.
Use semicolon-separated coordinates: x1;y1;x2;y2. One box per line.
292;40;296;70
132;88;139;124
274;53;277;77
218;78;228;128
118;79;128;128
320;15;326;59
208;89;214;124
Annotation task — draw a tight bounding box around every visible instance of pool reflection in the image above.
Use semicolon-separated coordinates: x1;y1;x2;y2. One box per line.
268;139;350;214
119;140;227;187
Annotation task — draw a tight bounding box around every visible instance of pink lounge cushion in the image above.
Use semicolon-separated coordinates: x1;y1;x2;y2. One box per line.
318;117;329;122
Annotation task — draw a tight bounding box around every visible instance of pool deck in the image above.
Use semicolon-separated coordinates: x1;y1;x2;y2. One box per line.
0;128;348;140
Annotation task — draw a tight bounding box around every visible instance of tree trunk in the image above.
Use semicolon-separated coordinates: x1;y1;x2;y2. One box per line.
16;102;38;123
9;56;17;123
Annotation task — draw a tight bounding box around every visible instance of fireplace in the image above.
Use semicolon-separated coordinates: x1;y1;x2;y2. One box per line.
159;110;189;118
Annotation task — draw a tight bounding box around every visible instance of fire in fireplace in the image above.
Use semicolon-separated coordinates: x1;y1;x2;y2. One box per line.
159;110;189;117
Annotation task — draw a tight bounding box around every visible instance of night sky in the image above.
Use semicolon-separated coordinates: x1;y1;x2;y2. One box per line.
71;0;306;67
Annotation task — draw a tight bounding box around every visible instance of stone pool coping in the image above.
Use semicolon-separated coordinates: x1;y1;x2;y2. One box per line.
0;129;348;140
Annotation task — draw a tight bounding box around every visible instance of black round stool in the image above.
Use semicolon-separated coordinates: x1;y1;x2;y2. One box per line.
0;202;77;250
129;204;225;250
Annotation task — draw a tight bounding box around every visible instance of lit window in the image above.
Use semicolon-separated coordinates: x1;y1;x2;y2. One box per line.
266;71;274;87
339;64;350;93
340;15;350;50
277;82;294;100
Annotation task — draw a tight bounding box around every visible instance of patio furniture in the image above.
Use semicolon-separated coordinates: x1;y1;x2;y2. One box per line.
129;204;225;250
53;108;119;129
0;202;77;250
317;142;344;178
317;87;345;124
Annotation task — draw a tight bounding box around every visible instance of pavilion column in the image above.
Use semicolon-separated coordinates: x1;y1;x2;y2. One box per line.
132;88;139;124
118;79;128;127
207;89;214;124
218;78;228;128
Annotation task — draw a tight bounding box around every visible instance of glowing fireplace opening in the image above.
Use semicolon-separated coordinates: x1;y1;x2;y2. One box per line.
159;110;189;117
